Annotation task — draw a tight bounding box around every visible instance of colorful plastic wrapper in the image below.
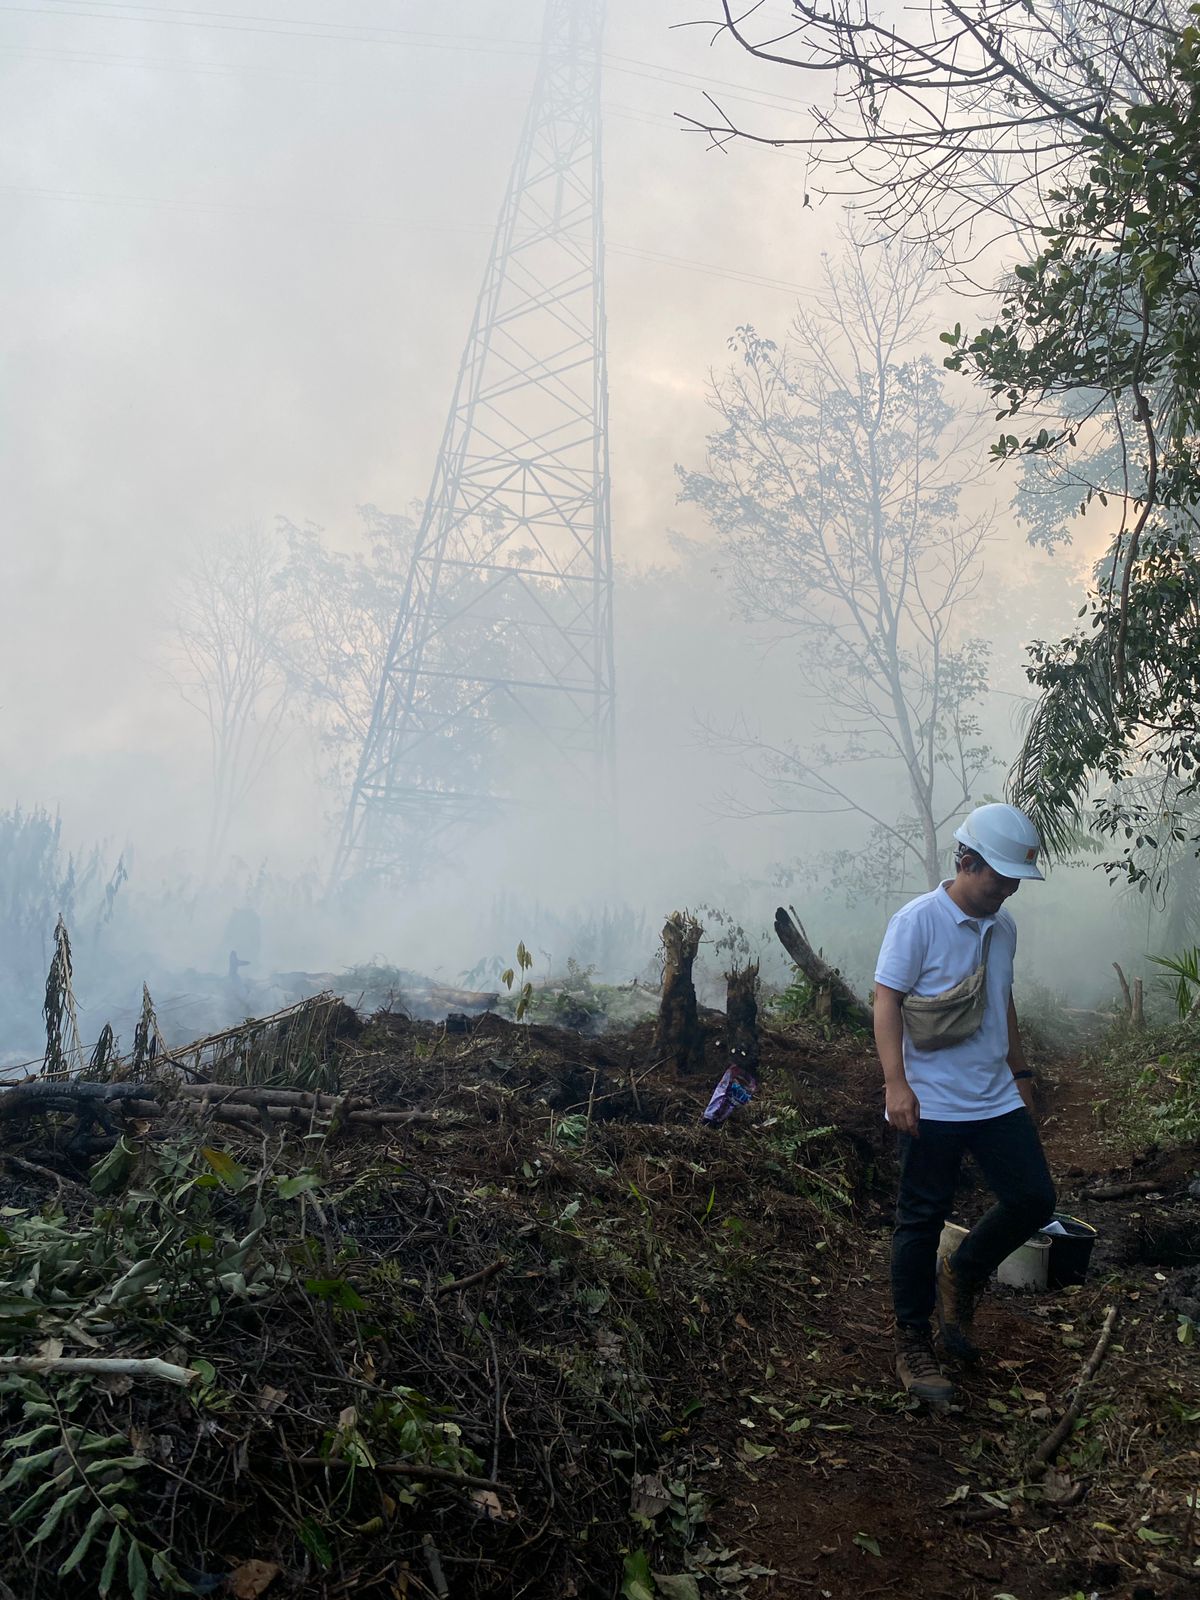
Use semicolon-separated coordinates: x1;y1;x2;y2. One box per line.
702;1063;759;1124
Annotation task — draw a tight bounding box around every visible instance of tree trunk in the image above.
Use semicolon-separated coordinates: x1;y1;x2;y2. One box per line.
1113;962;1146;1029
724;962;760;1072
773;907;872;1030
655;912;705;1073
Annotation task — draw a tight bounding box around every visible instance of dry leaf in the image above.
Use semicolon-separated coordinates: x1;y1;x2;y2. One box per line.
228;1559;281;1600
35;1337;64;1360
1042;1469;1082;1506
256;1385;288;1415
630;1472;671;1519
97;1372;134;1398
470;1489;509;1521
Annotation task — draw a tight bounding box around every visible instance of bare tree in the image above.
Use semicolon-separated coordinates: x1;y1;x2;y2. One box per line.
172;525;293;877
680;1;1183;269
277;505;417;811
679;238;993;893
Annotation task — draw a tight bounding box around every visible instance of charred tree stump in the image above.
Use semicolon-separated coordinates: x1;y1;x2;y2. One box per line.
655;912;705;1073
1113;962;1146;1030
773;907;872;1030
725;962;760;1073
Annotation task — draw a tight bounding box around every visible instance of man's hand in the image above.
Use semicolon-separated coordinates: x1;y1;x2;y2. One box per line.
886;1081;920;1137
874;983;918;1135
1015;1075;1037;1117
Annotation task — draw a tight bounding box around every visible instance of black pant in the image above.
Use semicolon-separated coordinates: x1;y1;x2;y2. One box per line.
892;1108;1056;1329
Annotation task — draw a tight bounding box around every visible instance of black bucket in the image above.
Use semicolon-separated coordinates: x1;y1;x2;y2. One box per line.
1046;1213;1098;1289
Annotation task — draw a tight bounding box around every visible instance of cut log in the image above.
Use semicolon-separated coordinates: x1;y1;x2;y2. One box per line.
724;962;760;1072
773;908;872;1030
655;912;705;1074
0;1082;437;1140
1082;1178;1164;1201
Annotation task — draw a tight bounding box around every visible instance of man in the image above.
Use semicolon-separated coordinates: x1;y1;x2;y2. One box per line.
873;803;1057;1405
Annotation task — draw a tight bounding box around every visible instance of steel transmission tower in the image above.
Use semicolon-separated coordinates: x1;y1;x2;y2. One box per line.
335;0;614;884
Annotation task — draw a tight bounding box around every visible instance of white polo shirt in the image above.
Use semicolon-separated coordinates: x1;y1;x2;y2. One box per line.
874;882;1023;1122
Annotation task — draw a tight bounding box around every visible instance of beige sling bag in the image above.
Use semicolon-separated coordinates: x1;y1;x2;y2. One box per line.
901;925;993;1051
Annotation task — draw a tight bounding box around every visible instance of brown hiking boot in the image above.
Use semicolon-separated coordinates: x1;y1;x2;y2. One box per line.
895;1324;954;1407
937;1254;984;1363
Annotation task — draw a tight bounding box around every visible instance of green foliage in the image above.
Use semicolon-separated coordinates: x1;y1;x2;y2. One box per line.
1093;1023;1200;1146
0;1141;290;1349
621;1548;654;1600
501;957;656;1033
768;967;818;1024
941;22;1200;877
0;1374;189;1598
365;1387;483;1478
0;1139;349;1593
500;941;534;1021
1148;945;1200;1019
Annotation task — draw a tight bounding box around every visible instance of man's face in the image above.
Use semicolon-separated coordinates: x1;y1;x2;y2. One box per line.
960;859;1021;917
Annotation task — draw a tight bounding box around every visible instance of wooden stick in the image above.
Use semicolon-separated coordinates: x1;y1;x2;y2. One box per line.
0;1356;197;1386
423;1535;450;1599
434;1258;508;1297
1031;1305;1119;1470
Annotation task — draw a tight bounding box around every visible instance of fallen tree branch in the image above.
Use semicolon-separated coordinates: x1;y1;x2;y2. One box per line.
773;908;872;1030
283;1456;502;1491
1031;1305;1119;1471
175;1084;365;1111
197;1104;436;1128
0;1152;92;1195
0;1356;197;1386
1;1083;438;1137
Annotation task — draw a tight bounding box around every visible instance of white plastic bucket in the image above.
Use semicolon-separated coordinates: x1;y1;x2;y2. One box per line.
996;1233;1051;1291
938;1221;968;1260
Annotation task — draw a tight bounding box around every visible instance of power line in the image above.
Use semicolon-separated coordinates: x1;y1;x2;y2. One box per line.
0;179;820;298
0;4;820;117
0;35;815;156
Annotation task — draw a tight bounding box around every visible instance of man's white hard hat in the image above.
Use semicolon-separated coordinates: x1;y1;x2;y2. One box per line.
953;803;1044;881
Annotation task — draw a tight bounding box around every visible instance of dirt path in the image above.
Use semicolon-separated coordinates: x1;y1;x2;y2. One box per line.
706;1046;1200;1600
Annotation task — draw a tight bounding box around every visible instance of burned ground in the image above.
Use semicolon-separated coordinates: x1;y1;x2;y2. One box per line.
0;1006;1196;1600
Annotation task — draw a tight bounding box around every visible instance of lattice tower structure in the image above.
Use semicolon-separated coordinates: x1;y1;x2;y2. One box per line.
335;0;614;884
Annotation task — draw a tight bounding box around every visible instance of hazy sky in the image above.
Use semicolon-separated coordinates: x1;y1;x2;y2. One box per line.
0;3;850;813
0;0;1092;872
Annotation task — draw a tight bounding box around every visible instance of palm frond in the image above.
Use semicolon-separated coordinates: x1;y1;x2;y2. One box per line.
1148;946;1200;1020
1007;627;1117;860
